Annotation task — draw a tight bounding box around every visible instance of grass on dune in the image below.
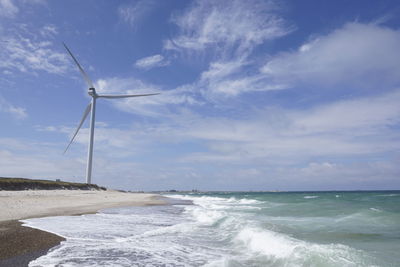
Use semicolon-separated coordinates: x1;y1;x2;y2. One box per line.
0;177;106;191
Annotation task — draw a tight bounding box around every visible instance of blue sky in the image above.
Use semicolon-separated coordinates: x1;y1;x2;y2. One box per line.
0;0;399;191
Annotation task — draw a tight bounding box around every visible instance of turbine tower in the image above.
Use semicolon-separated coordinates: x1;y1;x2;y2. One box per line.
63;43;159;184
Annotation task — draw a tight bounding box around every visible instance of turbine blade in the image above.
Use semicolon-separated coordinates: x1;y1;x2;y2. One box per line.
63;42;95;89
63;102;92;154
98;93;160;99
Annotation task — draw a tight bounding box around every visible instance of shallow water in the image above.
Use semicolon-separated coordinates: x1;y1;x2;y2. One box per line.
23;191;400;266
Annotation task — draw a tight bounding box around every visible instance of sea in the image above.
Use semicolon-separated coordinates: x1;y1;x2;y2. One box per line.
22;191;400;267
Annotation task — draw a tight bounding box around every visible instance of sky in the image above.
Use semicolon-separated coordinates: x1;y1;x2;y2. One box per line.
0;0;400;191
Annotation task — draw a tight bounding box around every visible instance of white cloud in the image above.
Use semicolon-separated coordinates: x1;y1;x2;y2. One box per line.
194;22;400;99
291;90;400;135
165;0;291;55
37;125;139;159
40;25;58;37
95;77;199;116
0;95;27;119
0;0;47;19
8;87;400;190
37;121;158;161
96;77;159;95
199;58;253;97
0;140;148;188
200;59;247;81
0;33;70;75
261;23;400;89
176;89;400;164
0;0;18;18
201;70;284;98
197;57;285;99
72;83;400;166
118;0;155;27
0;149;79;179
294;160;400;189
0;138;29;150
134;54;169;69
0;136;86;182
163;0;292;99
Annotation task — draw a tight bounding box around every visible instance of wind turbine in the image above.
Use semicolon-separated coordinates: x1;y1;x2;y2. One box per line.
62;43;159;184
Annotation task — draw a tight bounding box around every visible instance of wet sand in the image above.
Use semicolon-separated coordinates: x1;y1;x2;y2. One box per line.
0;220;64;266
0;190;165;266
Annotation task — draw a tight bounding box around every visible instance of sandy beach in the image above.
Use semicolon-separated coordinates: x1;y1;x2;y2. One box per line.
0;190;165;266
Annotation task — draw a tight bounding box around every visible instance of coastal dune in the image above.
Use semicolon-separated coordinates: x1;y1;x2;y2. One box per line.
0;190;165;266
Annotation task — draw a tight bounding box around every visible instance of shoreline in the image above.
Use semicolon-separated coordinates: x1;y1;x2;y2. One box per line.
0;220;65;266
0;190;167;266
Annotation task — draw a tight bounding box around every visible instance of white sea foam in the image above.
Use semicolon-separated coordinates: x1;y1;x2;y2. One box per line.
169;194;263;206
376;194;399;197
304;195;319;199
235;227;297;258
26;205;224;266
233;226;371;266
237;198;261;204
189;206;226;225
369;208;382;212
24;193;386;266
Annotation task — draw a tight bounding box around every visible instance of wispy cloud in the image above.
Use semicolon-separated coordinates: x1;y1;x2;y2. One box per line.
96;77;199;116
118;0;155;28
0;27;70;75
0;0;19;18
0;95;27;119
0;0;46;19
191;22;400;99
161;0;293;99
165;0;291;56
40;25;58;37
198;58;285;98
134;54;169;70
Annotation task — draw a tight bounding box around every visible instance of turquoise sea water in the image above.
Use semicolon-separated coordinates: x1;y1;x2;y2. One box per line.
23;191;400;266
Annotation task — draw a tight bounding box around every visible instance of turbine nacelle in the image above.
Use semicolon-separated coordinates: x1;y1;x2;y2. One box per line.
88;88;96;96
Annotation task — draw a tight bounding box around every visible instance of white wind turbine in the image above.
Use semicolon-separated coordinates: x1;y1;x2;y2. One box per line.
63;43;159;184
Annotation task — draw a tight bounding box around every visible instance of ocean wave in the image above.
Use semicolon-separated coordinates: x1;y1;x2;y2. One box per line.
167;194;264;208
376;194;399;197
235;227;296;258
26;192;393;266
369;208;382;212
233;227;373;266
189;207;227;225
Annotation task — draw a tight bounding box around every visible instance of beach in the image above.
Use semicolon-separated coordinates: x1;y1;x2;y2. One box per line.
0;190;164;266
1;190;399;266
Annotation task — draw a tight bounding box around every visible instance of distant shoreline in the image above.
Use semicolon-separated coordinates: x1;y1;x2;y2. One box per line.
0;177;106;191
0;189;166;265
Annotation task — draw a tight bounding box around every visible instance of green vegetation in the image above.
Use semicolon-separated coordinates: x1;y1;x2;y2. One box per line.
0;177;106;191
